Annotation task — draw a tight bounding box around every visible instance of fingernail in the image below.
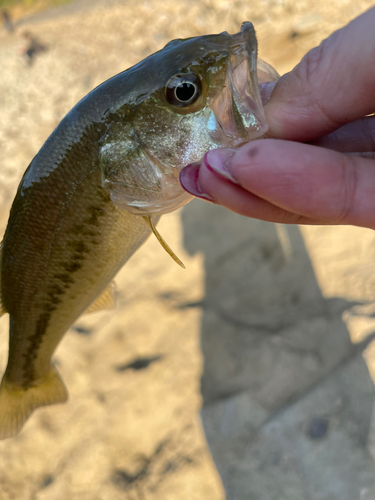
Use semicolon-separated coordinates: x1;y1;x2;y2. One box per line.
259;81;277;105
179;162;215;202
204;149;239;184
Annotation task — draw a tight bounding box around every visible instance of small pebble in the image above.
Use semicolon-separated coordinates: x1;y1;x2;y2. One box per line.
40;474;54;489
307;417;329;439
72;325;92;335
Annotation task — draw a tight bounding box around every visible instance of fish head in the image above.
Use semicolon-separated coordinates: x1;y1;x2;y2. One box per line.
99;22;273;216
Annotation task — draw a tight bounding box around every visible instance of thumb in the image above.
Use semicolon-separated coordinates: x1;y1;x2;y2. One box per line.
264;7;375;141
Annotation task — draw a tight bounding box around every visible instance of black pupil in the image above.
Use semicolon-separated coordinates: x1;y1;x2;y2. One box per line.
175;82;196;102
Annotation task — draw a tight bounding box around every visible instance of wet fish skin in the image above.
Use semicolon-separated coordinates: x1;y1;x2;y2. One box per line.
0;23;277;439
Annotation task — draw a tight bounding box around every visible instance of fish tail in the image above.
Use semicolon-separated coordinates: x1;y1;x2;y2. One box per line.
0;367;68;440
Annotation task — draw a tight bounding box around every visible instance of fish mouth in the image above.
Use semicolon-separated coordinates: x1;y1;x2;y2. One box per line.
208;22;268;147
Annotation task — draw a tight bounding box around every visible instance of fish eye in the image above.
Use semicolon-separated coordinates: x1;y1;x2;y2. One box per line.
165;73;202;108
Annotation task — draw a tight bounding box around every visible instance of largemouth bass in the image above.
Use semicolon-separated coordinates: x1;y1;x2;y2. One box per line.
0;23;278;439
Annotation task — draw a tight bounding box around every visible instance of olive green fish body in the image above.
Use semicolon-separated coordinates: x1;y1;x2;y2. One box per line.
2;171;151;385
0;23;278;439
0;106;155;437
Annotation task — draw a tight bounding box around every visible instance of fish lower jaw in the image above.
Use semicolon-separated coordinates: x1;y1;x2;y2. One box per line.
109;188;193;216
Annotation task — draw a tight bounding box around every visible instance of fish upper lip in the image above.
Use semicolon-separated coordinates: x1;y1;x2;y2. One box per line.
206;44;268;146
226;22;257;52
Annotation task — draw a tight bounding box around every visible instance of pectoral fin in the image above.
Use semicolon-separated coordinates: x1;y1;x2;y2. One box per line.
85;282;117;314
143;216;185;269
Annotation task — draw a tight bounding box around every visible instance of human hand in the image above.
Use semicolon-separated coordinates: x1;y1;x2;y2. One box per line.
180;8;375;229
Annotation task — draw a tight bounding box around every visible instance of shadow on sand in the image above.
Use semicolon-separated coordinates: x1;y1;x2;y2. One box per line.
181;198;375;500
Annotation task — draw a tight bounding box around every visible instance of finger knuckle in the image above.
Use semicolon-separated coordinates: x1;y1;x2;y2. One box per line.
299;44;325;81
293;39;342;128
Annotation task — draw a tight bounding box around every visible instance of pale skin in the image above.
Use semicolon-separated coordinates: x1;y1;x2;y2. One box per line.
180;7;375;230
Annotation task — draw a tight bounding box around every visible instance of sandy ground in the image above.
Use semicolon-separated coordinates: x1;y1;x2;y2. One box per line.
0;0;375;499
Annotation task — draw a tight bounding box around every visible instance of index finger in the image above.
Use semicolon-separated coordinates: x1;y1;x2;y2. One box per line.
264;7;375;141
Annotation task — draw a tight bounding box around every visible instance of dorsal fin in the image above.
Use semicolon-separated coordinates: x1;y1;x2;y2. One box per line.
143;216;185;269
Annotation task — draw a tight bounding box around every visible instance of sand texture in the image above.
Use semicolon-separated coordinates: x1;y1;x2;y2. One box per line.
0;1;375;498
